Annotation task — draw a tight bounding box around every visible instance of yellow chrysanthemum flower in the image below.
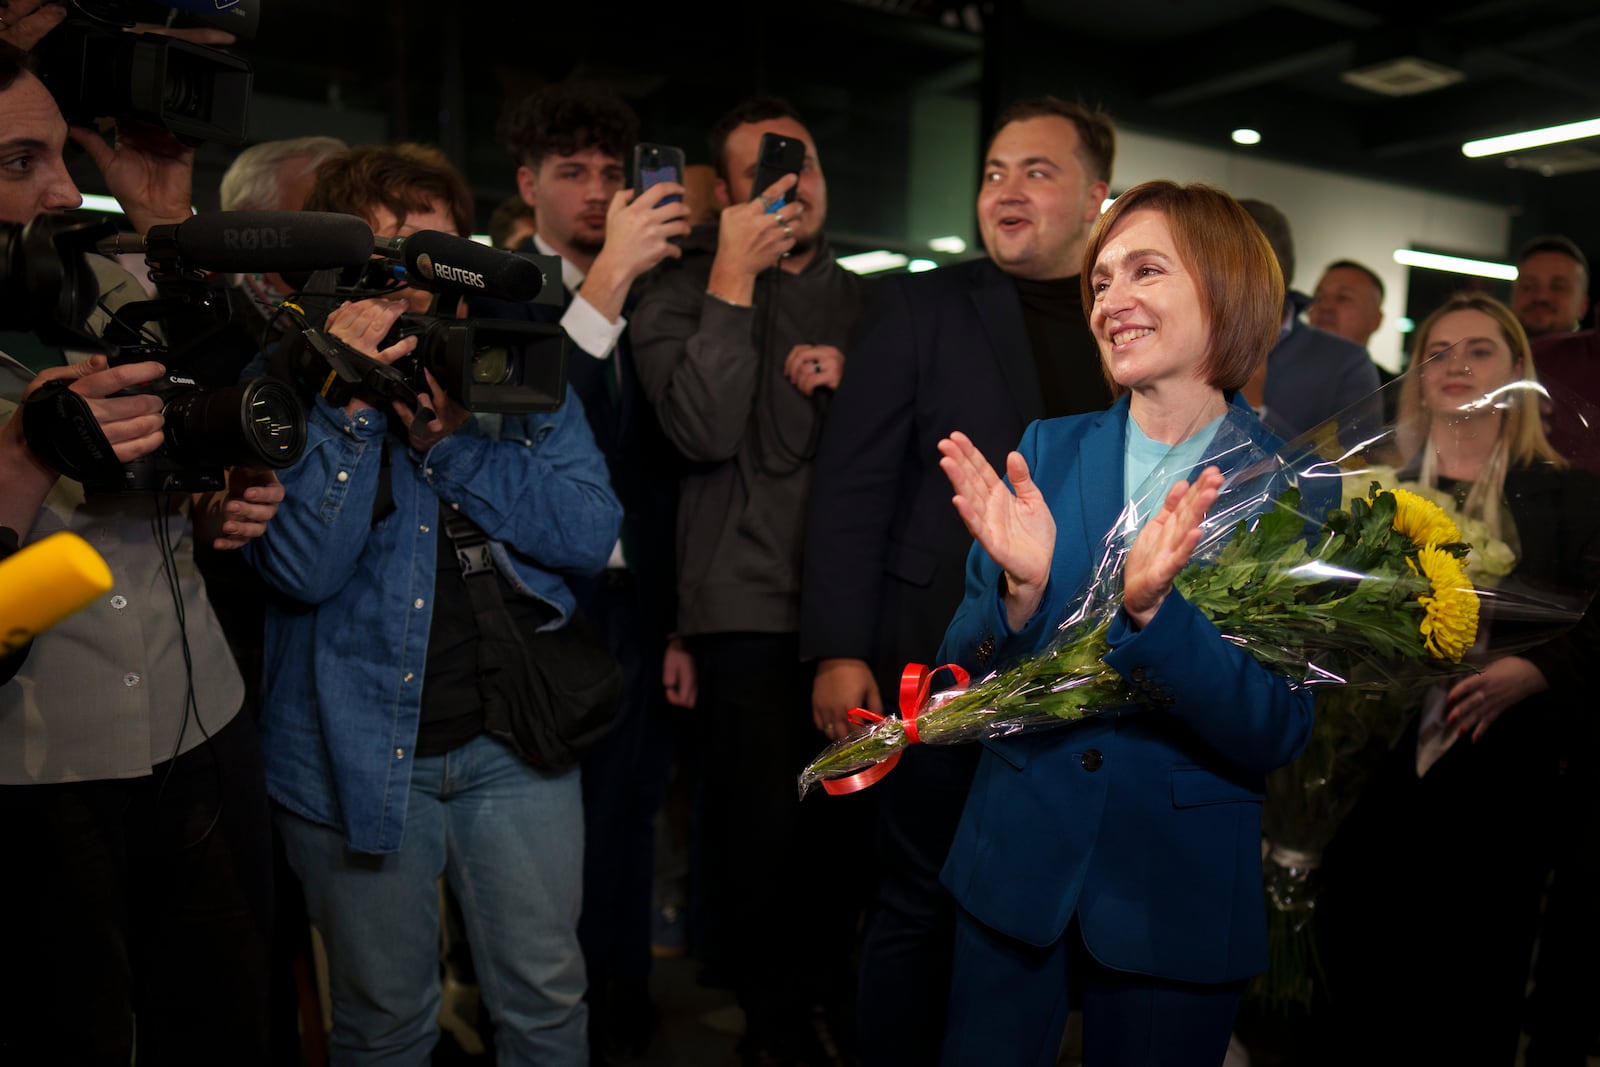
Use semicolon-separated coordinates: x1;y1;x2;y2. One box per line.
1413;545;1479;662
1387;488;1461;550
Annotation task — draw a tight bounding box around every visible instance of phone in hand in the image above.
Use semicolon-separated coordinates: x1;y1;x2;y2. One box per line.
751;131;805;212
632;143;686;205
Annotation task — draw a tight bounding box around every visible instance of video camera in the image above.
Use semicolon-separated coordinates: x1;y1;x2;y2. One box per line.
2;208;373;493
34;0;260;147
293;231;570;416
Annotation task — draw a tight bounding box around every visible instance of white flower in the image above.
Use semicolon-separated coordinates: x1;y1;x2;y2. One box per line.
1340;464;1400;511
1394;481;1517;578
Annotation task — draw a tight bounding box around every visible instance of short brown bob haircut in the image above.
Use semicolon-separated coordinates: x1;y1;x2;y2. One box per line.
305;142;475;239
1080;180;1283;396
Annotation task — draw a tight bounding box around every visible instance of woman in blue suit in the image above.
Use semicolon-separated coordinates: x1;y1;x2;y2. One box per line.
933;180;1316;1066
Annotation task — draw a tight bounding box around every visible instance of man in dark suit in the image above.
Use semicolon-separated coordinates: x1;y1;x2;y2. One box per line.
799;96;1117;1065
1237;199;1381;442
481;82;693;1062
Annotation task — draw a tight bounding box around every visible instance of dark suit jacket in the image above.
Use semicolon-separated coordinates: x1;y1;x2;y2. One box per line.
800;257;1100;694
470;288;681;651
1532;328;1600;472
936;395;1314;982
1262;305;1382;442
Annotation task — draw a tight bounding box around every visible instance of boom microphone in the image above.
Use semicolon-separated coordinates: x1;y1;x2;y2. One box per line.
374;230;549;303
97;211;376;274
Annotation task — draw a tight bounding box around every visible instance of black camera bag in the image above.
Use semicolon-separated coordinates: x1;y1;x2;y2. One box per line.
441;507;621;770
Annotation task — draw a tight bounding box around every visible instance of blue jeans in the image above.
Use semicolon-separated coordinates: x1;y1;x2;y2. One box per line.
278;734;587;1066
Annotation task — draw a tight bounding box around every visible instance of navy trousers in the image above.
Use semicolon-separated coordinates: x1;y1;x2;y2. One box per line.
942;914;1244;1067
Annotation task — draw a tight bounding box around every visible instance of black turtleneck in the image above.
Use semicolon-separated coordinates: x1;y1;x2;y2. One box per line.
1013;274;1112;418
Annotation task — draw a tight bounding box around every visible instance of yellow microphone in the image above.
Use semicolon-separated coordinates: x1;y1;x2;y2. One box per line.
1;531;115;655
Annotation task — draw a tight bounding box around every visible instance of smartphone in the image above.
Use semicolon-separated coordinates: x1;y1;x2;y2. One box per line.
751;132;805;212
632;143;685;205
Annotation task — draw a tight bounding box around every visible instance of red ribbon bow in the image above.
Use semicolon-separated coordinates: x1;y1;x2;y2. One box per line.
819;662;970;796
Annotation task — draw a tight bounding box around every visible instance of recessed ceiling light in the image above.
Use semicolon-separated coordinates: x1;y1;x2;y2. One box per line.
1232;128;1262;146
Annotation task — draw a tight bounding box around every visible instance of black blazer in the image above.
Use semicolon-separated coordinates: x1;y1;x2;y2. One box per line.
799;257;1068;694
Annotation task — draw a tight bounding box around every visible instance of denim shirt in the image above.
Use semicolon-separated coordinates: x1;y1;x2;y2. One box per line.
246;387;621;854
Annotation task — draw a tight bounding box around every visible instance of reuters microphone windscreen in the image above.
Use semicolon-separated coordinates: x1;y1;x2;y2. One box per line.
0;532;114;656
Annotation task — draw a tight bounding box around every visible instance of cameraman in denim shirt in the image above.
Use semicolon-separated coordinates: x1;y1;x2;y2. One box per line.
246;144;621;1065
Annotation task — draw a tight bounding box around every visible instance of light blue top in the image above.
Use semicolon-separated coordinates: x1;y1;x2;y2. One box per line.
1123;413;1225;527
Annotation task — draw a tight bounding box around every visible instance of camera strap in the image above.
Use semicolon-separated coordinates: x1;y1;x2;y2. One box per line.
20;378;126;483
437;504;544;740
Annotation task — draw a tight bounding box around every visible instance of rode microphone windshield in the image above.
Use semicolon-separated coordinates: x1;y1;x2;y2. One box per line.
98;211;376;274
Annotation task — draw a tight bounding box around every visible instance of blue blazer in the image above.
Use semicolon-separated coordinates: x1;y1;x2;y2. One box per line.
937;394;1314;984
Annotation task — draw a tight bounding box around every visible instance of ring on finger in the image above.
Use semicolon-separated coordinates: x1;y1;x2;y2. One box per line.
810;358;822;372
758;194;773;211
782;222;794;238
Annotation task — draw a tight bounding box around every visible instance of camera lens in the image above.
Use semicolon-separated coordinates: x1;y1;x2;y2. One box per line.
0;214;109;349
162;52;209;120
470;346;513;385
241;379;307;464
162;378;306;469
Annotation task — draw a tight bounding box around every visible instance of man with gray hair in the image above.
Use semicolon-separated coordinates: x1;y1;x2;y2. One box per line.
216;136;349;345
219;134;348;213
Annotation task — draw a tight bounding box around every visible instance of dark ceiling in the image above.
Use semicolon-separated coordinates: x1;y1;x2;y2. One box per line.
96;0;1600;252
878;0;1600;205
1017;0;1600;202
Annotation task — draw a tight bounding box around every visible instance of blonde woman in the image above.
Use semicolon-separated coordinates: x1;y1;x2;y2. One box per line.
1319;292;1600;1065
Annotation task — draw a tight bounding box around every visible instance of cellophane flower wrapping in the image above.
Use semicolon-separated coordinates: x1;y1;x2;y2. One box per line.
1250;367;1600;1013
797;351;1600;1012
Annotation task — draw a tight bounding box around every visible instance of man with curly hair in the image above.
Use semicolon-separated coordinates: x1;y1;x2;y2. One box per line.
488;83;695;1061
496;82;689;342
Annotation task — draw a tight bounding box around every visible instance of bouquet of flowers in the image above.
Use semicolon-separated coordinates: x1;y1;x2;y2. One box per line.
1249;458;1525;1012
798;405;1485;799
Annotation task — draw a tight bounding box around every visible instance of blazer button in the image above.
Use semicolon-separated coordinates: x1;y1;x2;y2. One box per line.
1081;749;1104;772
